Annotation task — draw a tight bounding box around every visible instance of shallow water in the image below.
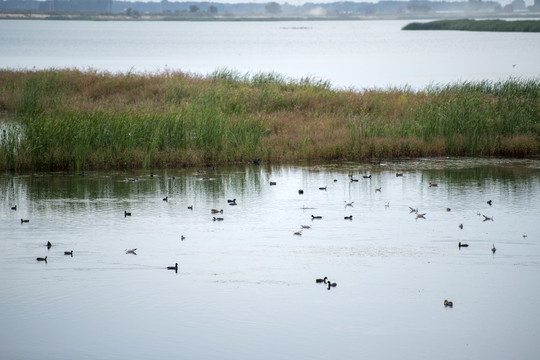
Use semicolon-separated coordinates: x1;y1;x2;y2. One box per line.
1;158;539;360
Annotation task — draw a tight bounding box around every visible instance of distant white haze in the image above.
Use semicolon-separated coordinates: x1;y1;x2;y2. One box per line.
120;0;536;7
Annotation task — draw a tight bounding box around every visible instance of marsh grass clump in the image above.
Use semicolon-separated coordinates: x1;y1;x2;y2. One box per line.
403;19;540;33
0;69;538;170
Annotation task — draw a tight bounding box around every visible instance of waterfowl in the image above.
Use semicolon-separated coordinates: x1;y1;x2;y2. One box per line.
333;179;338;182
213;217;224;221
78;171;85;176
124;211;131;217
150;173;154;177
409;207;418;214
446;208;451;212
11;205;16;210
21;218;29;223
293;230;302;236
64;250;73;256
228;200;237;206
487;200;493;206
253;158;261;166
523;233;527;238
396;172;403;177
187;205;193;210
270;181;277;186
492;244;496;254
36;256;47;263
181;235;186;241
385;202;390;208
163;196;168;202
459;223;463;229
416;213;426;219
227;199;236;203
211;209;223;214
444;300;453;307
298;189;304;194
345;201;354;207
46;241;52;249
316;276;328;283
375;187;381;192
344;215;353;220
350;177;359;182
167;263;179;271
482;215;494;221
372;160;381;166
458;242;469;248
311;215;322;220
429;182;438;187
327;281;337;289
301;225;311;229
125;248;137;255
363;175;372;179
319;186;327;191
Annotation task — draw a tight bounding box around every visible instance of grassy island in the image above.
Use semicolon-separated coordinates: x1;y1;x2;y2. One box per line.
0;69;539;170
402;19;540;32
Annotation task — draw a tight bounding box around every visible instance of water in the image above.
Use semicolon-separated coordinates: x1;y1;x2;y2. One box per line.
1;159;539;360
1;19;539;89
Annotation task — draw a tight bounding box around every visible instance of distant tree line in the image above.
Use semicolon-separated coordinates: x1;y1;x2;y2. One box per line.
1;0;532;15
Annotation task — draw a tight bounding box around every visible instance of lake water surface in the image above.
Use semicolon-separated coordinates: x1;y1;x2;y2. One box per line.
1;19;539;89
1;158;539;360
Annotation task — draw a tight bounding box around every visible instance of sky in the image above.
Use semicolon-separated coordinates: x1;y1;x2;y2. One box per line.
126;0;535;7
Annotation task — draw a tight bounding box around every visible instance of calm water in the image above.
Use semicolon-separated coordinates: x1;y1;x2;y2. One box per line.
1;159;540;360
1;19;539;89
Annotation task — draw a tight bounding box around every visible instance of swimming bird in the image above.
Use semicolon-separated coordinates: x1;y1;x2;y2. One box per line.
350;177;359;182
36;256;47;263
181;235;186;241
64;250;73;256
375;187;381;192
150;173;154;177
416;213;426;219
409;207;418;214
211;209;223;214
487;200;492;206
253;158;260;166
124;211;131;217
344;215;353;220
301;225;311;229
21;218;29;223
363;175;371;179
11;205;16;210
444;300;453;307
492;244;496;254
482;215;494;221
458;242;469;248
298;189;304;194
396;172;403;177
327;281;337;289
293;230;302;236
46;241;52;249
163;196;168;202
187;205;193;210
446;208;451;212
459;224;463;229
319;186;327;191
429;182;438;187
270;181;277;186
125;248;137;255
78;171;85;176
167;263;179;272
228;200;237;206
345;201;354;207
213;217;224;221
311;215;322;220
227;198;236;203
522;233;527;238
316;276;328;284
385;202;390;208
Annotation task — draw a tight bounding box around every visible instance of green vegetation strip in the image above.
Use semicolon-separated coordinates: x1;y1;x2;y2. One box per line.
402;19;540;32
0;69;539;170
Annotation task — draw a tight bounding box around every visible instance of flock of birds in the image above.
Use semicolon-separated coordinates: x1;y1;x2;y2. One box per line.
13;164;527;306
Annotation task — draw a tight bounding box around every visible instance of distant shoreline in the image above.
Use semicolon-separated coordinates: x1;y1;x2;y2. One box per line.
2;11;540;22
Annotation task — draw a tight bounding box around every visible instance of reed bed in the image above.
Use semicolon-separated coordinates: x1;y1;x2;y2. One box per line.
402;19;540;33
0;69;538;170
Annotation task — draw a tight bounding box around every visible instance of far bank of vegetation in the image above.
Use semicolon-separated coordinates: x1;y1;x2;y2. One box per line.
403;19;540;32
0;69;539;171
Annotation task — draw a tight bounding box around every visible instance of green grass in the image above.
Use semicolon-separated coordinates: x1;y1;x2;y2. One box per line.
402;19;540;32
0;69;538;170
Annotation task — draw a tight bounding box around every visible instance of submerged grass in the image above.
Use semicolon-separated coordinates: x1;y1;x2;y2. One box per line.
0;69;538;170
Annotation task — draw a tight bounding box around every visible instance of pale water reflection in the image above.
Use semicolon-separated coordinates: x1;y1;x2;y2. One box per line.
1;158;539;360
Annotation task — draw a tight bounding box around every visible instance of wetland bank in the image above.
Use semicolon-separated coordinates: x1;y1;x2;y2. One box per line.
0;69;539;171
